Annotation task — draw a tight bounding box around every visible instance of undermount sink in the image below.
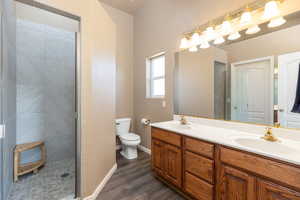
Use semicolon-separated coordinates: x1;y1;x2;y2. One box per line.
233;137;300;155
167;121;192;130
172;123;192;130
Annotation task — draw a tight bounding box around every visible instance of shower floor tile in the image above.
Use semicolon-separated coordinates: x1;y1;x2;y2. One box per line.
8;158;75;200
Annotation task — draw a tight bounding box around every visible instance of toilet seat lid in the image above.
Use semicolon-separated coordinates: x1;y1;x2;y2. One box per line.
119;133;140;141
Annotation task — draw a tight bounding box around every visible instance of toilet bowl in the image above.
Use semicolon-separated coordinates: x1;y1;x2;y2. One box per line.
116;118;141;159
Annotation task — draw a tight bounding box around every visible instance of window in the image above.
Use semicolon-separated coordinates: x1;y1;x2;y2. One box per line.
146;53;165;98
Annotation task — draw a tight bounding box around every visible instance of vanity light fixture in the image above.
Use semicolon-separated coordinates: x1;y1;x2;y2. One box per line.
268;16;286;28
228;31;241;40
189;45;198;52
213;35;225;45
200;40;210;49
190;32;202;46
179;0;287;50
262;0;280;20
246;24;261;34
180;37;190;49
220;15;233;36
204;26;217;41
240;6;252;26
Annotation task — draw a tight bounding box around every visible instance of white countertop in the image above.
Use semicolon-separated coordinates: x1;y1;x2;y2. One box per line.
151;120;300;166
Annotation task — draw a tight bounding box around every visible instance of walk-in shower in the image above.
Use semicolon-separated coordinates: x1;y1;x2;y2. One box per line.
1;0;81;199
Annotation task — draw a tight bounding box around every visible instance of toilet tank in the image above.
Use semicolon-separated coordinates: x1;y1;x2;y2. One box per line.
116;118;131;136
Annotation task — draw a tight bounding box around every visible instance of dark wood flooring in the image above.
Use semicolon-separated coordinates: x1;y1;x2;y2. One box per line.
97;150;186;200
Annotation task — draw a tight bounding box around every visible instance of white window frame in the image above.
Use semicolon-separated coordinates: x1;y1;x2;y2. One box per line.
146;52;165;99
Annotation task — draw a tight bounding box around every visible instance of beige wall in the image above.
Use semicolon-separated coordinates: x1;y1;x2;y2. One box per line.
224;24;300;64
102;4;134;120
133;0;300;149
175;47;227;118
34;0;116;197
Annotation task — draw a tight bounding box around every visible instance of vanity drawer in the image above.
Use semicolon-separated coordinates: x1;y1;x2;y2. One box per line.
152;128;181;147
185;137;214;158
185;151;214;184
185;172;213;200
220;147;300;190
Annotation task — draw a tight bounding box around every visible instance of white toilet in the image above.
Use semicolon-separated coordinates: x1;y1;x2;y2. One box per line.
116;118;141;159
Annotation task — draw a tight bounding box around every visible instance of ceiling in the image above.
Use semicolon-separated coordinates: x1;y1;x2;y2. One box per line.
99;0;146;14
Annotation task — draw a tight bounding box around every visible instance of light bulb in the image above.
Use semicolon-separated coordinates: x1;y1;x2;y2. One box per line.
263;0;280;20
204;26;217;41
220;20;233;36
180;37;189;49
200;40;210;49
246;25;261;34
214;36;225;45
228;31;241;40
240;11;252;26
191;32;202;46
268;16;286;28
189;46;198;52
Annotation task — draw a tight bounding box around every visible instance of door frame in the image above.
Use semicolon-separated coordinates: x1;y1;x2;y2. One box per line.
278;51;300;128
231;56;274;125
14;0;82;198
213;61;227;120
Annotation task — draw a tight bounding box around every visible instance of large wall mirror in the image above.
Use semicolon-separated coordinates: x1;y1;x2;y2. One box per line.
174;11;300;129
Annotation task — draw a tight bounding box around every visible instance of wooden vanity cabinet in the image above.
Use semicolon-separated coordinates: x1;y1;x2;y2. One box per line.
183;137;215;200
219;165;256;200
185;137;214;158
185;172;214;200
151;128;182;188
185;151;214;184
257;180;300;200
152;140;165;176
151;127;300;200
164;144;182;187
218;147;300;200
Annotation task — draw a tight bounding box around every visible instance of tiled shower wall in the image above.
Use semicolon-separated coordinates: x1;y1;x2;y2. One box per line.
16;19;76;163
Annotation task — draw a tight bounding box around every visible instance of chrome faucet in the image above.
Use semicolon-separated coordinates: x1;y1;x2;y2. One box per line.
261;127;279;142
179;115;188;125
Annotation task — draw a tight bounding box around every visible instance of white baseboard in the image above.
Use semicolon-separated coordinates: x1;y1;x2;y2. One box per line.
83;163;117;200
138;145;151;154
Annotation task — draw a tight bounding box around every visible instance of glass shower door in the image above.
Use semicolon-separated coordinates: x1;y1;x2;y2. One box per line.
0;0;16;198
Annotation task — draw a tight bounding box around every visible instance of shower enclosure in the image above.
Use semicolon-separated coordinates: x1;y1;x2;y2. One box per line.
0;0;81;199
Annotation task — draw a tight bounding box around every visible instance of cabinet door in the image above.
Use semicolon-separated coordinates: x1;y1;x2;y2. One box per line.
258;180;300;200
164;144;182;187
151;139;165;175
219;165;256;200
